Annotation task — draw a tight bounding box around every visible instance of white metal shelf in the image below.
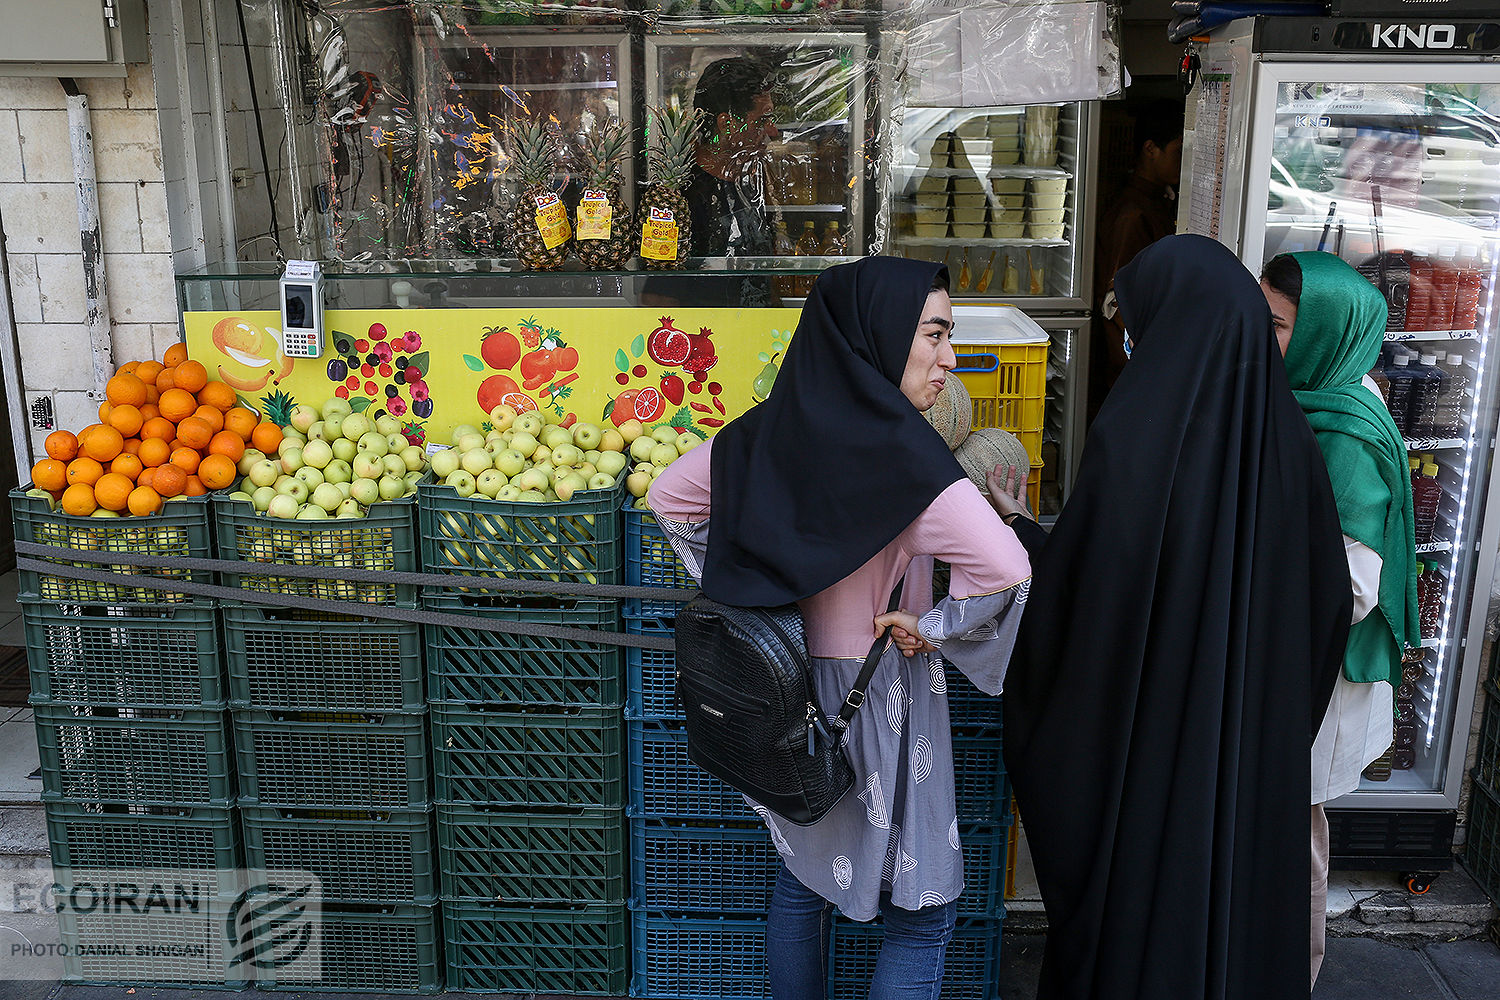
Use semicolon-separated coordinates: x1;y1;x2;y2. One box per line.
915;166;1074;180
1403;437;1466;451
776;204;848;213
1384;329;1481;343
1416;540;1454;555
901;237;1070;248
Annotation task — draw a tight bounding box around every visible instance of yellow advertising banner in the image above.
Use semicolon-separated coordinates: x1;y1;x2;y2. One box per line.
183;308;798;446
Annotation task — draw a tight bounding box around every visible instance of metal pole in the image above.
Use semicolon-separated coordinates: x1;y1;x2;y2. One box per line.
0;203;35;476
60;79;114;403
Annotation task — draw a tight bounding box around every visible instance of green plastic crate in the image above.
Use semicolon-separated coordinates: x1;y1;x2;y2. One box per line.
254;903;442;993
423;593;622;707
56;901;248;989
241;806;436;905
1465;772;1500;906
35;702;233;807
11;486;214;605
213;492;419;606
233;710;430;810
224;604;424;712
432;704;623;808
23;600;224;709
46;802;242;898
418;479;623;587
437;804;625;905
442;901;628;995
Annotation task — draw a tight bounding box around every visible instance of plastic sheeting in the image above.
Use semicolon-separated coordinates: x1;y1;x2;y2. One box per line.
237;1;1120;265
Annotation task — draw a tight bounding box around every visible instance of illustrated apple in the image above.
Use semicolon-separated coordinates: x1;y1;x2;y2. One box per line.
378;474;406;501
331;438;357;463
381;454;406;478
312;483;344;512
589;472;616;491
350;478;380;506
399;445;425;472
321;397;353;421
489;404;518;432
496;449;527;478
336;498;363;518
341;413;371;441
294;466;325;491
430;448;461;479
353;453;386;481
476;470;506;498
630;437;657;463
510;431;538;459
596;452;628;478
357;431;389;457
375;414;402;437
248;459;281;488
461;448;493;475
290;404;319;434
238;448;267;476
676;433;701;454
445;470;477;498
652;425;678;445
266;494;299;519
323;459;353;485
251;485;277;512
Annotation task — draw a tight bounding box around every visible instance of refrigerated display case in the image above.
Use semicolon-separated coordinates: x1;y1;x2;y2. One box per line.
1181;16;1500;879
891;103;1097;516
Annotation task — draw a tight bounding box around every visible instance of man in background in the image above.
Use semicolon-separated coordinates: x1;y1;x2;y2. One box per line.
1089;99;1184;419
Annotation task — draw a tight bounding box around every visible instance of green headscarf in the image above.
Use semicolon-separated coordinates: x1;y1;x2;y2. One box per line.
1282;251;1418;688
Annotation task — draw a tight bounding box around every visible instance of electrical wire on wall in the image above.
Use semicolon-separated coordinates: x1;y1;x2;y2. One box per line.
235;0;286;264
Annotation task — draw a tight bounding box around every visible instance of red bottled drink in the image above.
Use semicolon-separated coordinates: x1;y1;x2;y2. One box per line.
1453;249;1482;331
1432;248;1460;331
1412;461;1441;545
1406;254;1434;331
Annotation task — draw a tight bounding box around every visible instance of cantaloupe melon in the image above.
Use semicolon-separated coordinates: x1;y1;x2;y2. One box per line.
955;426;1030;496
922;377;972;450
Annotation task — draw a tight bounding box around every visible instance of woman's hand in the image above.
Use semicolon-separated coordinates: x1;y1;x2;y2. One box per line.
986;463;1031;522
875;610;934;658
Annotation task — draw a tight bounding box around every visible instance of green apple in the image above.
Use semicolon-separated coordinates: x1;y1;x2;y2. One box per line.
336;481;352;499
542;425;573;450
251;485;277;512
650;443;678;467
321;397;353;421
294;466;325;491
489;404;518;432
386;433;406;453
555;472;589;502
357;431;389;457
497;484;521;501
461;448;493;476
516;490;547;503
228;491;252;504
455;432;485;454
510;431;538;458
281;426;307;444
514;412;546;437
339;413;370;442
601;429;625;453
618;419;644;444
496;449;526;477
311;483;344;512
517;468;550;493
24;488;56;511
445;470;477;498
297;504;329;520
652;425;678;445
626;471;651;498
551;444;583;468
403;470;424;488
329;438;355;463
350;478;380;506
307;420;325;441
267;494;299;519
353;454;384;480
399;445;426;472
677;433;701;453
322;414;345;441
430;447;460;479
238;448;267;476
301;439;334;469
336;498;363;518
289;404;319;434
577;462;598;480
573;422;603;450
323;459;352;485
450;424;480;447
589;473;616;491
381;454;406;478
280;446;305;474
533;444;553;466
248;459;280;488
276;479;310;505
375;414;402;437
630;437;657;463
596;452;628;478
476;470;506;498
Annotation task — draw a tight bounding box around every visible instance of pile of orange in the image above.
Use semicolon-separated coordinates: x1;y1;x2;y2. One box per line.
29;343;279;518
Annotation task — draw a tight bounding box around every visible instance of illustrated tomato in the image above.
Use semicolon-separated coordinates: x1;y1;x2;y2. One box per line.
481;326;521;371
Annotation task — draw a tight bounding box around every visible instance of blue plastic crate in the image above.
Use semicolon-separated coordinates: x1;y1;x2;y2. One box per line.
631;911;773;999
630;818;776;913
623;505;692;619
628;719;754;821
952;733;1011;825
626;616;679;720
829;916;1001;1000
944;665;1004;732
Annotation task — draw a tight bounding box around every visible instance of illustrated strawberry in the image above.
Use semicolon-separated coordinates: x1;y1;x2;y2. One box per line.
659;372;685;406
480;325;521;370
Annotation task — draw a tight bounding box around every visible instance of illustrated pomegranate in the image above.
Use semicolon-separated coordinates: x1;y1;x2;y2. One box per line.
647;317;693;367
684;327;718;376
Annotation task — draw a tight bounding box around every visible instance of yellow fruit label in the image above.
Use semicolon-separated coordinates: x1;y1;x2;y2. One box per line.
577;190;613;241
641;207;679;262
534;193;571;250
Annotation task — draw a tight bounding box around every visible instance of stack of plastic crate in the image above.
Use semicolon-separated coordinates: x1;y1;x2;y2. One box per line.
13;489;241;987
1465;659;1500;902
624;507;1014;998
420;481;629;995
213;493;440;993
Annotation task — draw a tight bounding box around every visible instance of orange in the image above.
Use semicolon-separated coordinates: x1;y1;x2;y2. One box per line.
183;475;207;497
224;407;259;440
105;372;148;407
159;388;197;422
192;405;225;434
136;467;156;489
197;381;237;412
208;430;246;463
155;366;176;391
94;472;133;512
107;403;143;438
135;361;164;385
66;457;103;487
144;385;159;405
250;423;283;454
122;438;141;456
152;464;187;499
173;360;208;394
109;453;143;481
44;431;78;462
169;447;200;475
176;416;214;451
98;401;113;422
127;485;162;516
198;453;237;490
137;437;172;469
138;402;159;422
169;438;184;452
162;343;188;368
141;417;176;442
31;459;67;492
78;424;124;463
117;360;140;375
60;484;96;517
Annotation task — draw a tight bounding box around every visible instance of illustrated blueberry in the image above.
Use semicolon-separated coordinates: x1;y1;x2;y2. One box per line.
394;372;406;385
366;353;380;366
385;385;399;398
335;338;352;354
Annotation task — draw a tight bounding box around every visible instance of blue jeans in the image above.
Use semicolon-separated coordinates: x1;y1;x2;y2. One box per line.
766;864;957;1000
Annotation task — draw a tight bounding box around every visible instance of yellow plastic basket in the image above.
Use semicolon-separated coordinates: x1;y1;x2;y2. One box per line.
953;340;1048;441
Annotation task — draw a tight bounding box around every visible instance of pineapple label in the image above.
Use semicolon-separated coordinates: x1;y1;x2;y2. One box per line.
577;189;613;241
534;192;571;250
641;206;679;262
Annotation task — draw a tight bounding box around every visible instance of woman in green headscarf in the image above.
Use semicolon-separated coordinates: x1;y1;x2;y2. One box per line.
1261;250;1419;987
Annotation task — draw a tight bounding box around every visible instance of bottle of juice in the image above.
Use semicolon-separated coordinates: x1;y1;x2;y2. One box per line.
1385;352;1416;434
1412;461;1442;545
1405;254;1434;331
1433;247;1461;331
792;221;820;297
820;220;846;257
772;218;795;298
1454;246;1482;331
1409;351;1444;437
1409;456;1421;492
1437;353;1468;436
1418;562;1444;639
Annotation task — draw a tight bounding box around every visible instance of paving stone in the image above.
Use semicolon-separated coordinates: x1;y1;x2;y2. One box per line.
1313;937;1434;998
1423;939;1500;1000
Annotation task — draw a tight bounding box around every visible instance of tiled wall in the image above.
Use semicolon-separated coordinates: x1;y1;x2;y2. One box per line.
0;67;182;462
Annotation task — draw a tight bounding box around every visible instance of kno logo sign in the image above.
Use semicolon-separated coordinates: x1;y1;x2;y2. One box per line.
1371;23;1458;49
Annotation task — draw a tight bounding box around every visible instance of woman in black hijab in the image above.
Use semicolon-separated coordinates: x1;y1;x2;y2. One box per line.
996;235;1352;999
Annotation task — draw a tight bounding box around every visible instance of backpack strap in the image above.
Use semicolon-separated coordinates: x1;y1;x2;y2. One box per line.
834;581;906;731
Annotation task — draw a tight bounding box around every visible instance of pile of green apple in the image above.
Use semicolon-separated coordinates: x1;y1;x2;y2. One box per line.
428;404;700;504
227;397;428;520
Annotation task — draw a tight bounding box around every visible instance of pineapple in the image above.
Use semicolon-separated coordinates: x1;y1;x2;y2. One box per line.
259;389;296;428
575;117;635;271
640;105;702;271
508;116;570;271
